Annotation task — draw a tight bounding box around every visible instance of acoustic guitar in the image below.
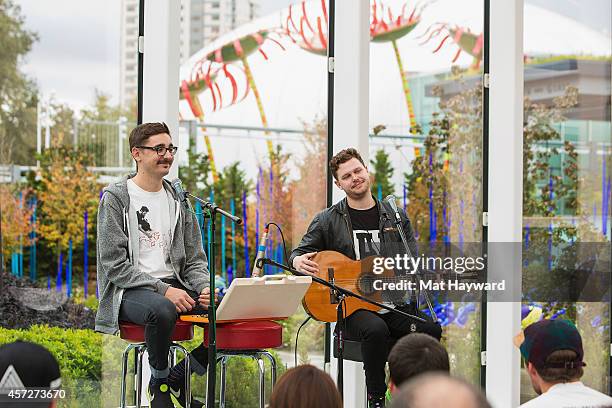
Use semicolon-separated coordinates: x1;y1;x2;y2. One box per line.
302;251;414;322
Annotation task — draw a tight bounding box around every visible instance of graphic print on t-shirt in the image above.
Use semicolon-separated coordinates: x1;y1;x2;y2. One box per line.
135;205;167;250
353;230;381;259
127;179;174;280
136;206;152;233
348;203;381;260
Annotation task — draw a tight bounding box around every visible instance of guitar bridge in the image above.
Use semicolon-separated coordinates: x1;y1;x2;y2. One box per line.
328;267;339;304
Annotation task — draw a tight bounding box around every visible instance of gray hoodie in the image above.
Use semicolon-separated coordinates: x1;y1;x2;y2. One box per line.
95;175;209;334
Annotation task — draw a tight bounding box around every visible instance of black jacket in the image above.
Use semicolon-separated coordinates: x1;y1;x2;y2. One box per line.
289;197;418;266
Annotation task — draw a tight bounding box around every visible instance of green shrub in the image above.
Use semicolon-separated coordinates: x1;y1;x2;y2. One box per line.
0;325;104;407
71;286;99;313
0;324;288;407
0;325;101;380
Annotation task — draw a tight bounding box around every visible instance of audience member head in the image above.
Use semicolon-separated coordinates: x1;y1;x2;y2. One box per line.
514;319;585;395
390;373;491;408
0;341;61;408
388;333;450;393
269;364;342;408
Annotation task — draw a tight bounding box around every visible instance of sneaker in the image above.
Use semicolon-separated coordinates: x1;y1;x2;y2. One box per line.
368;394;386;408
168;382;204;408
147;381;174;408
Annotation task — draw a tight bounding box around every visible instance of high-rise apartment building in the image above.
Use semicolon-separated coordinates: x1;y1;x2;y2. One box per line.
120;0;259;108
119;0;139;110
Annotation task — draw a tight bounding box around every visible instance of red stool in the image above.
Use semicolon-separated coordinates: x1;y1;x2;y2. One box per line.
119;320;194;408
204;321;282;408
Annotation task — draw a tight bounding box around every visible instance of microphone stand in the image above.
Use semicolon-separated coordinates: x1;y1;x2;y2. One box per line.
391;215;438;323
185;192;242;408
256;257;427;397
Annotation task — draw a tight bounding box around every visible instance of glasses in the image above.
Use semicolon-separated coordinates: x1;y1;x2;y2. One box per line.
137;145;178;156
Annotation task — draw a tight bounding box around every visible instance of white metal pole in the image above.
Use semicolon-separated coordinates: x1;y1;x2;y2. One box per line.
486;1;524;407
139;1;181;400
36;99;41;167
43;99;51;150
142;0;181;180
330;1;370;407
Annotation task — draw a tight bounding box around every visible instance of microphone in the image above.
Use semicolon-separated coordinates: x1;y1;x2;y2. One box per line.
385;194;402;222
251;224;270;277
171;178;189;206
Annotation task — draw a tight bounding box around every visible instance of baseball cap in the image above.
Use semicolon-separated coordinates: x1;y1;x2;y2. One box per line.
0;341;61;397
518;319;586;370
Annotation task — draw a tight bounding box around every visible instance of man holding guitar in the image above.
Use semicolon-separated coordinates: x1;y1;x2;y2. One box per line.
290;148;442;408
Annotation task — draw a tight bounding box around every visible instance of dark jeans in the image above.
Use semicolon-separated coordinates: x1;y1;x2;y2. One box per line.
119;278;208;378
344;306;442;397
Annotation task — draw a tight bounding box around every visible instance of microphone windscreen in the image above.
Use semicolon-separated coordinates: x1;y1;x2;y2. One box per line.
385;195;398;210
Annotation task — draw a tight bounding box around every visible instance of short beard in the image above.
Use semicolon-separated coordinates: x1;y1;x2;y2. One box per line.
346;183;370;200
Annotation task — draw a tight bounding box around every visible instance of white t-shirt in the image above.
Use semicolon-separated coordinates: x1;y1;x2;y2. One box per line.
127;179;174;280
520;382;612;408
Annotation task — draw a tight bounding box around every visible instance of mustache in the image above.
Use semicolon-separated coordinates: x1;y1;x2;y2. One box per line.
157;159;173;165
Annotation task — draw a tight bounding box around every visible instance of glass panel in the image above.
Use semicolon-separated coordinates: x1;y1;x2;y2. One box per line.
1;0;130;406
369;0;485;386
521;0;611;402
177;0;328;404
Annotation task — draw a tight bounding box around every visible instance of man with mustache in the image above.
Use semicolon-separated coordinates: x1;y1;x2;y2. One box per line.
96;122;215;408
289;148;442;408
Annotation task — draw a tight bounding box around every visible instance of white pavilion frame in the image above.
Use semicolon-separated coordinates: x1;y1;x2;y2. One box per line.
141;1;525;406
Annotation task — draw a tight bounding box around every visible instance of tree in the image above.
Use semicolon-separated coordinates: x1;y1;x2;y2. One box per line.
36;145;99;254
370;148;395;199
523;87;579;219
290;118;327;245
0;0;39;165
179;150;215;198
179;154;253;277
217;162;252;209
404;110;451;242
49;100;76;147
249;145;294;274
78;89;132;167
80;89;123;122
0;185;34;271
403;73;484;243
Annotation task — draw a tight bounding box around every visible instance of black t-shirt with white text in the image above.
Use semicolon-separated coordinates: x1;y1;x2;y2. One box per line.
347;203;380;260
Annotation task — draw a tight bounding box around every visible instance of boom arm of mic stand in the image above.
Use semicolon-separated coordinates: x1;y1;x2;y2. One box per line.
186;192;242;224
391;217;439;323
256;258;426;323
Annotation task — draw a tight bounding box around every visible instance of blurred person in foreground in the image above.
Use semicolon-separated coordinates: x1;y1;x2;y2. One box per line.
390;373;491;408
515;319;612;408
388;333;450;395
269;364;343;408
0;341;61;408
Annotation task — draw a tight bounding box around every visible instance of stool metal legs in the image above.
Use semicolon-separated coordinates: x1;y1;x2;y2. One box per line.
218;356;228;408
171;343;191;408
258;352;277;391
120;342;191;408
256;357;265;408
217;350;277;408
121;343;137;408
136;346;144;407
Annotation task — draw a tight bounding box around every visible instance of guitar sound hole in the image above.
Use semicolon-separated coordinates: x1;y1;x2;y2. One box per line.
357;274;377;296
